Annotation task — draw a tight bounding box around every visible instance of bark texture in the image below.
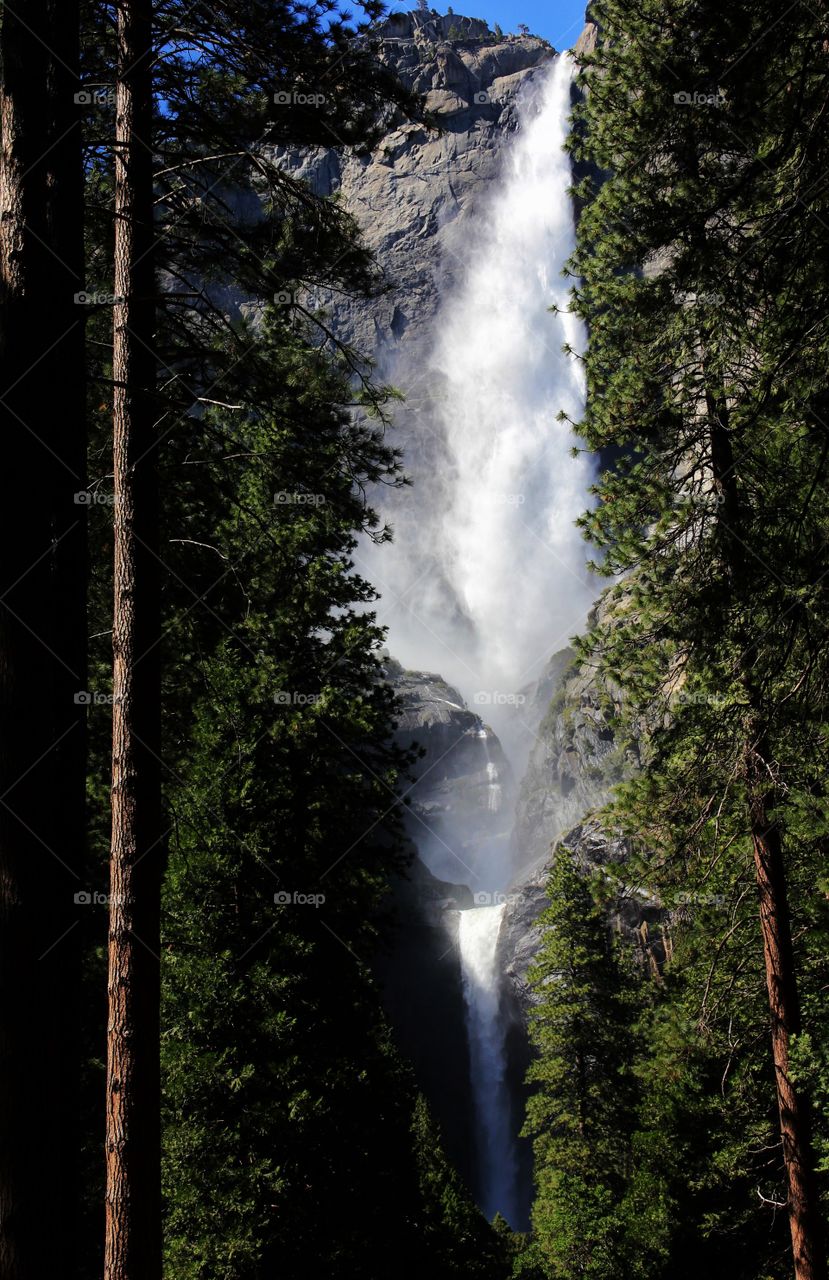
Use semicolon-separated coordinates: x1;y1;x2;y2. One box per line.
104;0;162;1275
748;746;827;1280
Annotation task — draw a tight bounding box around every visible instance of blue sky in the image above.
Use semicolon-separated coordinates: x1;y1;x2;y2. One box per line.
384;2;588;50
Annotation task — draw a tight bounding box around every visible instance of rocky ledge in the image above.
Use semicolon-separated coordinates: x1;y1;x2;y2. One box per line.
275;16;556;359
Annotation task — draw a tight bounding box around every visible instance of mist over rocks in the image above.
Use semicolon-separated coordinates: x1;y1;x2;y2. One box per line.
377;660;518;1195
276;18;597;701
385;659;516;892
305;15;625;1227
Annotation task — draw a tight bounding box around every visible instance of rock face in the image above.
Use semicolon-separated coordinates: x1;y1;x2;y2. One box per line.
387;659;515;891
279;16;556;362
501;593;663;1016
512;643;626;878
376;642;661;1226
376;658;518;1191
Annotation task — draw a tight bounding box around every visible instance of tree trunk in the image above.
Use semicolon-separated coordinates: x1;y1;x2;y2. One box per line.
747;739;827;1280
104;0;162;1275
0;1;86;1274
705;381;826;1280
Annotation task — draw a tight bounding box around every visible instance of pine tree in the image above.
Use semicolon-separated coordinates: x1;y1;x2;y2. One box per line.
105;1;161;1275
567;1;829;1273
523;845;639;1279
624;893;792;1280
85;4;421;1272
157;310;505;1276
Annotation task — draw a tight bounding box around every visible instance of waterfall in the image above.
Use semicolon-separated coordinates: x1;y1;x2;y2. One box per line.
458;903;517;1225
372;50;593;707
441;51;587;1227
485;761;502;813
434;50;591;698
365;49;591;1230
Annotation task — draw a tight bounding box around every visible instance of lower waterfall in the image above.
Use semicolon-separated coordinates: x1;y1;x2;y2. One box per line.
458;903;517;1226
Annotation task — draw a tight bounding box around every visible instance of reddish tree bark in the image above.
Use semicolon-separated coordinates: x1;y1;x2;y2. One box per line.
707;382;826;1280
104;0;162;1275
748;744;827;1280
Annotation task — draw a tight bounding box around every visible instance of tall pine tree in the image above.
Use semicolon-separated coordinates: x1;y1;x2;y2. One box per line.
567;2;829;1273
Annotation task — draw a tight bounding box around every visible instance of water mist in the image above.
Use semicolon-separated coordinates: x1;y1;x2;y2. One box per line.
378;51;592;1228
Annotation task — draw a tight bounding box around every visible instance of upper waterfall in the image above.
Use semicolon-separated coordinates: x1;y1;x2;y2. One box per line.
358;50;594;718
429;52;593;700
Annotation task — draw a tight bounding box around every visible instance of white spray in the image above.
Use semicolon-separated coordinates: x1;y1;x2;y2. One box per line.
444;53;589;1227
358;50;589;1228
375;51;593;707
458;903;517;1224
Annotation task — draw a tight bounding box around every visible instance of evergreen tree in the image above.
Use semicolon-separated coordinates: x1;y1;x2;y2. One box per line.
523;845;639;1279
567;2;829;1274
104;4;162;1275
625;893;792;1280
70;3;435;1273
158;310;504;1277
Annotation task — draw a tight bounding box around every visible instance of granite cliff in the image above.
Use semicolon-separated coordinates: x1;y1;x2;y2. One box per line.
278;13;557;359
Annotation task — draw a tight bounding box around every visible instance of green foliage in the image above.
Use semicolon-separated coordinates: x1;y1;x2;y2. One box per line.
536;0;829;1271
70;3;511;1275
155;304;507;1276
523;847;641;1279
412;1095;512;1278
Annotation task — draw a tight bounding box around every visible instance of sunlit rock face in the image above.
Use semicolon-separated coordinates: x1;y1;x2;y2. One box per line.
275;24;597;704
277;18;556;360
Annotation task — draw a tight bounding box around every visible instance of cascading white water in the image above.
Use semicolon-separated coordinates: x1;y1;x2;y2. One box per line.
434;50;591;697
458;903;517;1225
357;47;590;1230
485;761;501;813
442;52;589;1227
374;50;593;708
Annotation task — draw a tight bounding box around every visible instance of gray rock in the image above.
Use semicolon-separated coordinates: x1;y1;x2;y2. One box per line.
384;657;516;891
273;23;557;365
500;587;666;1010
